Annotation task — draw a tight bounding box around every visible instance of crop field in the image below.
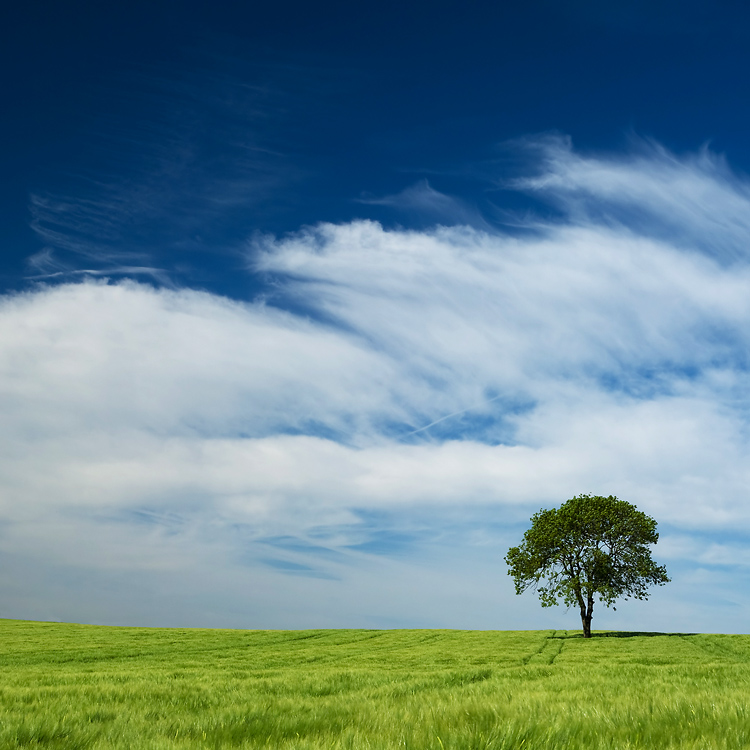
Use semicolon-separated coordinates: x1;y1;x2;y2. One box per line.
1;620;750;749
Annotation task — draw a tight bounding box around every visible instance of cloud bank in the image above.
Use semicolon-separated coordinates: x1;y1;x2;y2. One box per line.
4;137;750;630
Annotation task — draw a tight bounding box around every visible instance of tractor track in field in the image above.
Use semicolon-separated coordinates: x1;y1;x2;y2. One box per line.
524;631;565;665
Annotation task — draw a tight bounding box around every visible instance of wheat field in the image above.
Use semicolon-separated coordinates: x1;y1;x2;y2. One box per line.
1;619;749;748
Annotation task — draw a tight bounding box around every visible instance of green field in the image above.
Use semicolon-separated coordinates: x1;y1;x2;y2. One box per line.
1;620;749;749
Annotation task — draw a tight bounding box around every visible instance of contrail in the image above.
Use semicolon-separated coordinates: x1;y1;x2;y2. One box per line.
404;394;503;437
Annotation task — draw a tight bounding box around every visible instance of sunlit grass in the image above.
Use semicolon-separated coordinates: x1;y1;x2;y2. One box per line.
1;620;749;748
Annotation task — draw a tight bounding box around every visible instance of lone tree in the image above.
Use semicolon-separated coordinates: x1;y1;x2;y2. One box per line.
505;494;669;638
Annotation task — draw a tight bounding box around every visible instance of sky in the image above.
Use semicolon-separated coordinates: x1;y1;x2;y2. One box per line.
2;0;750;632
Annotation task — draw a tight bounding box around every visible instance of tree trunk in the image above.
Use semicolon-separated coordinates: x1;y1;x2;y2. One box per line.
581;611;592;638
580;595;595;638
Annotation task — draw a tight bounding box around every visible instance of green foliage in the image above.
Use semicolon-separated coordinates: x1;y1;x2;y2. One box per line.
2;621;750;748
505;495;669;635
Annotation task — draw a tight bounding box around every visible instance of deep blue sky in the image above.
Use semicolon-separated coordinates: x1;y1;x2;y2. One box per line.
5;1;750;631
4;0;750;295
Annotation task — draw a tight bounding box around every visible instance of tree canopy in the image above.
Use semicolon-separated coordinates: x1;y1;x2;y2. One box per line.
505;494;670;638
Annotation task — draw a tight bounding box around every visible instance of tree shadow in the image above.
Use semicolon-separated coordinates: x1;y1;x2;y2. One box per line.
599;631;698;638
549;631;697;639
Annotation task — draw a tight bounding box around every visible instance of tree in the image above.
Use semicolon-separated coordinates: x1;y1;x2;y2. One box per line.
505;494;669;638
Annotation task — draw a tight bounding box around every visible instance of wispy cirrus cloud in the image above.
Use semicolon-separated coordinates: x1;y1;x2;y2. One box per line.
506;133;750;262
26;55;305;284
356;179;494;231
5;136;750;630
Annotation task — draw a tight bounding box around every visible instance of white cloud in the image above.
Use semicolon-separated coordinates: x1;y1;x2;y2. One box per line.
0;281;402;441
5;137;750;629
510;133;750;262
356;179;493;230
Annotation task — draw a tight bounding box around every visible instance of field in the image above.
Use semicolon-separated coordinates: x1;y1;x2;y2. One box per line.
1;621;750;749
